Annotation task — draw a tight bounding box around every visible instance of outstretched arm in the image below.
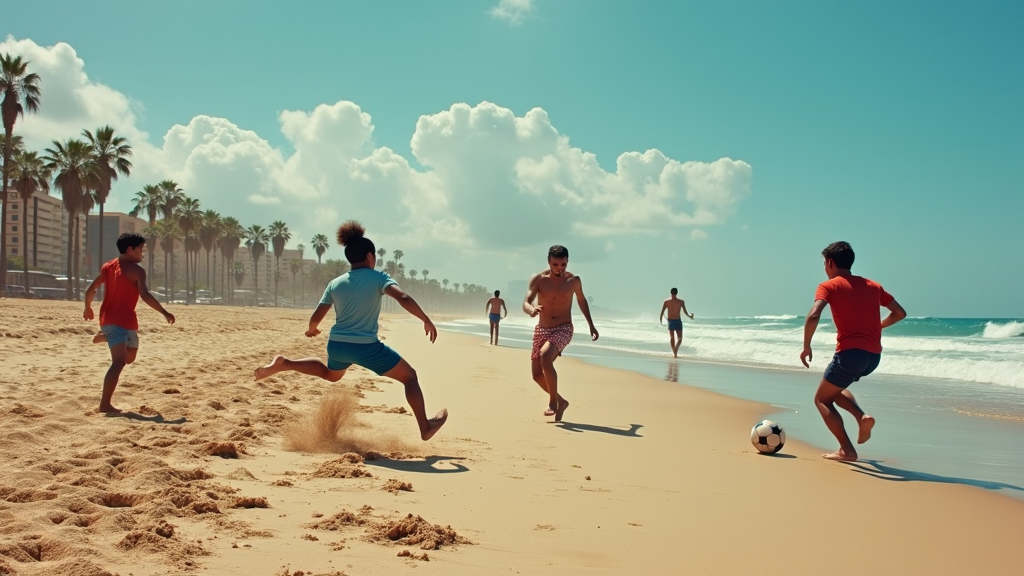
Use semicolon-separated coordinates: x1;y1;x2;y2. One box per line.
132;268;175;324
306;303;332;337
523;274;541;317
83;274;104;320
801;299;827;367
574;278;599;341
882;299;907;329
386;285;437;343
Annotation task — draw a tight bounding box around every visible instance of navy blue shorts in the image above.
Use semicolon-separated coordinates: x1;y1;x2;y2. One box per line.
326;340;402;375
667;319;683;332
489;313;501;323
823;349;881;389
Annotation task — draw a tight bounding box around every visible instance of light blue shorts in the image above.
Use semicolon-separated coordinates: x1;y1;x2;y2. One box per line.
101;325;139;349
326;339;401;375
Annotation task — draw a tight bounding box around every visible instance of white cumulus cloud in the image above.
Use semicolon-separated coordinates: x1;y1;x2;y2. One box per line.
489;0;535;25
1;37;751;272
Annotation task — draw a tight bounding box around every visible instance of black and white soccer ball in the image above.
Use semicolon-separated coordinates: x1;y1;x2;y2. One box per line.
750;420;786;454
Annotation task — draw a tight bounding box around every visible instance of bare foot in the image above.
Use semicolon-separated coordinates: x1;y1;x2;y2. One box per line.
822;449;858;462
421;409;448;441
98;404;122;414
254;356;286;381
93;332;107;344
857;415;875;444
554;399;569;422
543;403;556;417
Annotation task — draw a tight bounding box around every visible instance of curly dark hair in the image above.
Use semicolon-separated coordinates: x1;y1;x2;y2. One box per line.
548;245;568;260
116;233;146;254
336;220;376;264
822;241;855;269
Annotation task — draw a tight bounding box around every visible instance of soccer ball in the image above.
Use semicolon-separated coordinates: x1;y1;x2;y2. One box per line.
750;420;786;454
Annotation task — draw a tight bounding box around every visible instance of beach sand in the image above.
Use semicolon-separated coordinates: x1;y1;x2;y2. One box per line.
1;299;1023;576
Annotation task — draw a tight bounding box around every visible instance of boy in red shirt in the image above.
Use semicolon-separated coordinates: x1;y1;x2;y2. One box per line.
801;241;906;462
84;233;175;413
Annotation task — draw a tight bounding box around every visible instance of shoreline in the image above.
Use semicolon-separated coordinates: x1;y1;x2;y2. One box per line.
2;300;1023;575
434;313;1024;501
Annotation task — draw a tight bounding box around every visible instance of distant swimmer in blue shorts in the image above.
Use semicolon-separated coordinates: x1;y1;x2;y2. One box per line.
660;288;694;358
254;221;447;441
485;290;508;345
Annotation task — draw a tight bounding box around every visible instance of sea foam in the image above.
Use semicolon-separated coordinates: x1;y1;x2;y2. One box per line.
983;321;1024;339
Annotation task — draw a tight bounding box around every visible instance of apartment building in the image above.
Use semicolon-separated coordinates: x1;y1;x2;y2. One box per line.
4;189;84;276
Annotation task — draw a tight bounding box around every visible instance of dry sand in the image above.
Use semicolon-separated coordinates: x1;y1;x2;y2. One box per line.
1;299;1023;576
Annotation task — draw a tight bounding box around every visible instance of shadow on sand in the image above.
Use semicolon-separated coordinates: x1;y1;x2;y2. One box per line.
365;455;469;474
554;421;644;437
105;411;187;425
847;459;1024;492
758;452;797;459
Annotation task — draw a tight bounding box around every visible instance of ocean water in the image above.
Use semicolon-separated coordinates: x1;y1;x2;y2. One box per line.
437;315;1024;499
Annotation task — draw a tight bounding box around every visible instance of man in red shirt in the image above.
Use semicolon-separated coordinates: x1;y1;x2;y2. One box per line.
801;241;906;462
84;233;175;413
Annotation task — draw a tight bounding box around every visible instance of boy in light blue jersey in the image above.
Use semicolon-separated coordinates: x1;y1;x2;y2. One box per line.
255;221;447;441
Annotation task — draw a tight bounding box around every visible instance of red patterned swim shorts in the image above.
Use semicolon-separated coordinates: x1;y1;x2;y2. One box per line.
531;323;574;361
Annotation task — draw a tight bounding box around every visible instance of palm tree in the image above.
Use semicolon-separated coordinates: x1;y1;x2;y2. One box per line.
151;219;180;303
269;220;291;306
409;269;418;281
199;210;221;299
290;260;301;306
443;278;449;290
245;224;269;306
296;243;305;306
158;181;184;298
376;247;386;268
10;150;50;292
129;184;162;278
393;249;404;265
1;53;42;279
176;196;202;302
232;260;246;295
422;269;429;282
43;138;97;300
311;233;329;263
83;126;132;272
219;217;243;304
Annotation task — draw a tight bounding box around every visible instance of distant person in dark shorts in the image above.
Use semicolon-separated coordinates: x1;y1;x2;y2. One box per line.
83;233;176;413
523;245;599;422
801;241;906;462
660;287;694;358
254;221;447;441
485;290;508;345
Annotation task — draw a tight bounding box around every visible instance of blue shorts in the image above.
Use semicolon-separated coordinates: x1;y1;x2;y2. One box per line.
326;339;401;375
101;325;139;349
823;349;881;389
667;319;683;332
489;313;501;323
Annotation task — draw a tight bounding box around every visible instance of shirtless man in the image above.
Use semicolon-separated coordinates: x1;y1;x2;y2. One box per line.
523;245;599;421
83;233;176;413
485;290;508;345
659;288;694;358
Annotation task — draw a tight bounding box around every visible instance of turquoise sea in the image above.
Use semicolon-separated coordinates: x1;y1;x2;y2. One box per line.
437;315;1024;500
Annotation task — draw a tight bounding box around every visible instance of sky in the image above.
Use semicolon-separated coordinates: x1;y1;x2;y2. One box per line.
3;0;1022;317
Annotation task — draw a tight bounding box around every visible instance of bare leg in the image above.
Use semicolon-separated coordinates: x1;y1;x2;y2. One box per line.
99;343;127;413
126;347;139;365
814;379;858;461
671;329;682;357
254;355;347;382
669;331;677;357
531;356;567;417
382;358;447;441
835;389;875;444
93;332;107;344
489;322;495;345
494;322;500;346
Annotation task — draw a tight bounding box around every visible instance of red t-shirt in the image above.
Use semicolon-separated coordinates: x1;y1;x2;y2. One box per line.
814;274;894;354
99;258;141;330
